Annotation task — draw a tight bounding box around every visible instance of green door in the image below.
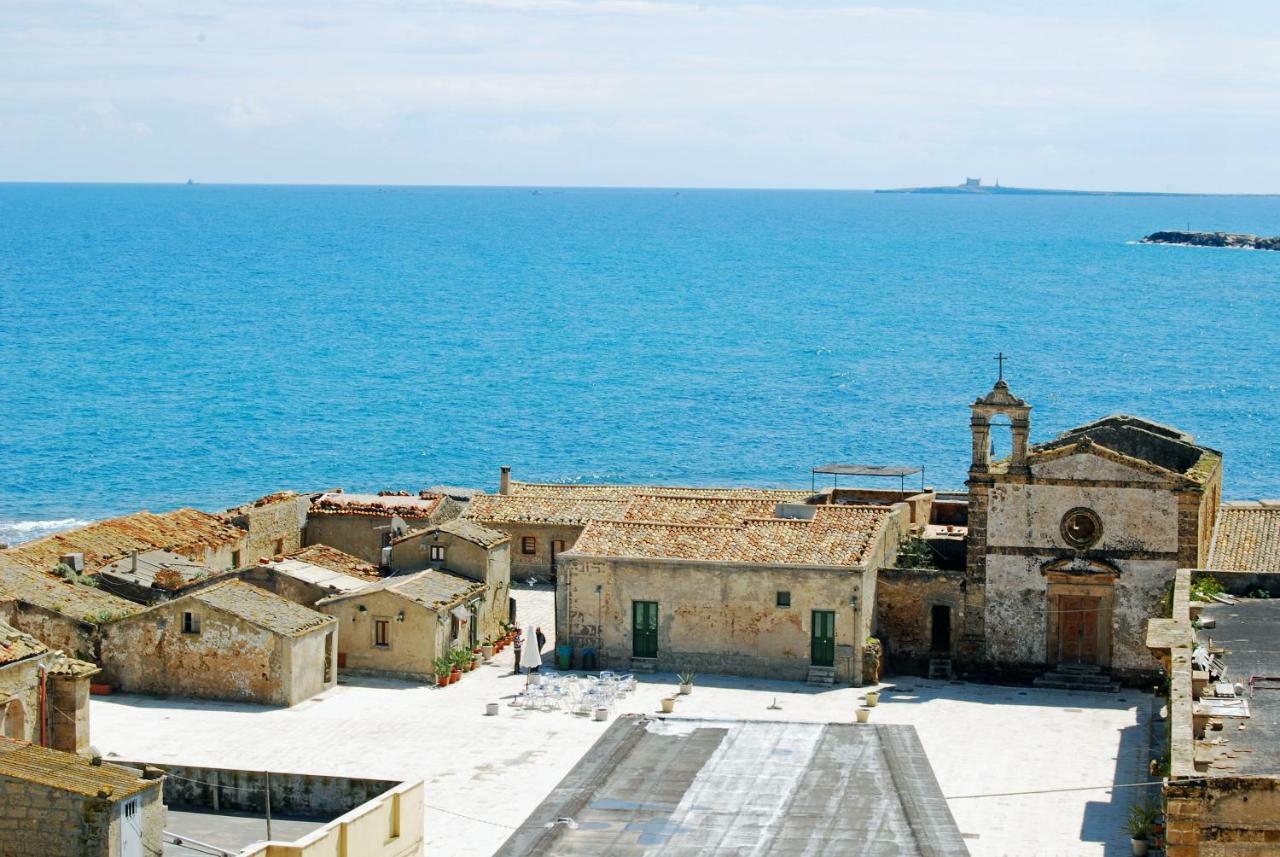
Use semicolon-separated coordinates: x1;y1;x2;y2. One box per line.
632;601;659;658
811;610;836;667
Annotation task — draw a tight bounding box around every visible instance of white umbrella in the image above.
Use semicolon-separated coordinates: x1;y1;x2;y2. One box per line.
520;625;544;671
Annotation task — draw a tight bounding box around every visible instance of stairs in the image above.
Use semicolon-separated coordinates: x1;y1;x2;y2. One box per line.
1033;663;1120;693
630;658;658;674
806;666;836;686
928;657;953;681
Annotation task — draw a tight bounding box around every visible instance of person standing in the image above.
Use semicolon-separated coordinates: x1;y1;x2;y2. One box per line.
535;626;547;653
512;627;524;675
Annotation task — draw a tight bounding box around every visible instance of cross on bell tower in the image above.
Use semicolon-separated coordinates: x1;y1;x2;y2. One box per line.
994;351;1007;382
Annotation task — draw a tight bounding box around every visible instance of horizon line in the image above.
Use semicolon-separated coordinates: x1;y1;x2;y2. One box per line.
3;179;1280;197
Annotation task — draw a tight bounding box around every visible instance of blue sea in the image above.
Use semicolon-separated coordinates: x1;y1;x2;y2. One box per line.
2;184;1278;544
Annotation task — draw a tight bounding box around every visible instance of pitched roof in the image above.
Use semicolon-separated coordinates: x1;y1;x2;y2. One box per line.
0;621;48;667
622;493;799;526
393;518;509;549
0;558;141;625
282;545;381;582
467;494;631;526
318;568;483;610
468;483;815;527
1033;415;1220;482
47;653;100;678
1209;504;1280;572
186;580;334;637
569;505;891;567
309;492;444;518
0;738;155;800
2;509;244;576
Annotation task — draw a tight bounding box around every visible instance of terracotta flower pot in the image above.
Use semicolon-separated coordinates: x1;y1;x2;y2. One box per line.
451;669;461;683
437;674;449;687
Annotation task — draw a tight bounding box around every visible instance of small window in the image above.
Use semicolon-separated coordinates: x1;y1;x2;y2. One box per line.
231;550;241;568
521;536;537;555
776;591;791;608
374;619;390;648
182;611;200;634
429;544;446;562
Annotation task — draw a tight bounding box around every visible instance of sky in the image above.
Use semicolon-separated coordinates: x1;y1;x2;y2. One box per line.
3;1;1280;191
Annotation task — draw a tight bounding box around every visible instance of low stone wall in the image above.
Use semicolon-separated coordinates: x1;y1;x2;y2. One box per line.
1196;569;1280;598
111;761;400;817
241;780;424;857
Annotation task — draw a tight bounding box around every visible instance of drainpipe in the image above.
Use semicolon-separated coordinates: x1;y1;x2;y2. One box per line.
499;466;511;496
38;666;48;747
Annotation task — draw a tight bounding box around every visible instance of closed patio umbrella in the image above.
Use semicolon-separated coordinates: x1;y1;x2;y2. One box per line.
520;625;544;671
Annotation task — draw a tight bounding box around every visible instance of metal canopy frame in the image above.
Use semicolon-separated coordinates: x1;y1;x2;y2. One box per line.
811;463;925;495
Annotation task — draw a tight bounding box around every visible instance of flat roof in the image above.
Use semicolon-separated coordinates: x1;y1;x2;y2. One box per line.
812;464;922;477
1199;599;1280;775
495;717;968;857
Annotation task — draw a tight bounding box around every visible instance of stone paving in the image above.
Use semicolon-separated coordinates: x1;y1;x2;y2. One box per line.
93;586;1154;857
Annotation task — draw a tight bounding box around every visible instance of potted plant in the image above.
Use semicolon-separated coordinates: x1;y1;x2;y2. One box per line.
660;697;676;714
678;671;695;695
865;690;880;707
434;656;453;687
453;647;473;674
856;707;871;723
481;638;495;661
1126;798;1159;856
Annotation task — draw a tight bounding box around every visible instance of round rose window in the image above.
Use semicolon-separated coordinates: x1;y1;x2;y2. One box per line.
1061;508;1102;549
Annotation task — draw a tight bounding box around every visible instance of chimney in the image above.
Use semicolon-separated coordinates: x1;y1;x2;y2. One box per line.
499;466;511;496
131;551;138;574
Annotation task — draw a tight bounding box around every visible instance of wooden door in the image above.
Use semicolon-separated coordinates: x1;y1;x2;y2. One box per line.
632;601;659;658
811;610;836;666
1057;595;1100;664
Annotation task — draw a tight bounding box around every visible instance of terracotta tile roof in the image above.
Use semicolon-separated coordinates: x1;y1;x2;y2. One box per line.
622;493;806;526
469;484;815;527
309;492;445;518
227;491;301;511
569;505;891;567
283;545;382;582
0;738;156;799
1210;505;1280;572
0;558;141;624
392;518;510;549
317;568;483;610
0;621;48;667
467;494;630;526
47;653;100;678
186;580;335;637
2;509;244;576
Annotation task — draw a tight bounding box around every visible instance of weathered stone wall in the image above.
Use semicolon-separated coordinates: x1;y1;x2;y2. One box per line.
874;568;965;673
305;514;437;566
281;625;338;706
486;523;584;581
48;675;92;755
559;557;866;684
0;600;97;661
239;565;332;608
228;495;309;566
389;535;511;645
320;592;445;680
0;655;46;743
1166;778;1280;856
100;601;291;705
1198;570;1280;598
0;776;163;857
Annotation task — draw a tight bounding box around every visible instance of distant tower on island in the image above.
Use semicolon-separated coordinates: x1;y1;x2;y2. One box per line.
964;177;981;188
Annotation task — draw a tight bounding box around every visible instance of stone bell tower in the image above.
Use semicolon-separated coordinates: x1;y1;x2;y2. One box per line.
959;370;1032;664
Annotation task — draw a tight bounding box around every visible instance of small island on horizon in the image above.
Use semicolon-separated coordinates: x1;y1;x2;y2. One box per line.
1141;230;1280;251
875;177;1275;197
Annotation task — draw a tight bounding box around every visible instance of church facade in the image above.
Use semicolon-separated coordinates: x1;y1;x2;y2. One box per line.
955;380;1222;681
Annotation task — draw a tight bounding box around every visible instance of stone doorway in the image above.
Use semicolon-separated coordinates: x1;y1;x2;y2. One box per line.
1043;566;1116;669
930;604;952;654
1055;594;1101;664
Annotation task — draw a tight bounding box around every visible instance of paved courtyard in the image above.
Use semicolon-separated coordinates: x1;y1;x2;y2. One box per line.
93;587;1155;857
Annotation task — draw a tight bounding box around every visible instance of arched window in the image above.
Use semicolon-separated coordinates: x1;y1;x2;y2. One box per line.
988;414;1013;462
2;699;26;740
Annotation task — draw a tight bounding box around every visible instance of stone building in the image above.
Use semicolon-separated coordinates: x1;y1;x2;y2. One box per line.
224;490;312;564
1148;569;1280;857
0;737;165;857
387;517;512;642
955;380;1221;682
466;468;820;581
1;621;99;755
242;544;383;608
305;491;460;567
557;493;909;684
317;570;486;681
1;508;249;579
0;557;139;661
99;580;338;706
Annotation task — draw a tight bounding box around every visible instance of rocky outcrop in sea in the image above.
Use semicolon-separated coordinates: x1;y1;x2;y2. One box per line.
1141;231;1280;250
